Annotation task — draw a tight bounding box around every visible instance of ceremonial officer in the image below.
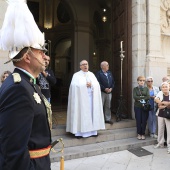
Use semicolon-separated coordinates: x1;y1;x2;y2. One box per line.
0;1;52;169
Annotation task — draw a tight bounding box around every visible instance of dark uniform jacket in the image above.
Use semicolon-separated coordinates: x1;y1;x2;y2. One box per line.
37;69;56;99
96;70;115;93
0;68;51;170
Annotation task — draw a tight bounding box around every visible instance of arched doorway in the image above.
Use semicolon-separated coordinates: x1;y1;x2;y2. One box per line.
46;0;75;107
27;0;132;120
51;38;72;105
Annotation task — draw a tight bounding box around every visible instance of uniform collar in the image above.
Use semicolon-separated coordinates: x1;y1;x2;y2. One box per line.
15;67;36;84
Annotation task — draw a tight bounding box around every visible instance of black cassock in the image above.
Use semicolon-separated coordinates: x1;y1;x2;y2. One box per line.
0;68;51;170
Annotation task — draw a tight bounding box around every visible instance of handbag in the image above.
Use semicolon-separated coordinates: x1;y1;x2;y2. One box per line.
138;88;151;112
161;94;170;119
162;107;170;119
143;100;152;112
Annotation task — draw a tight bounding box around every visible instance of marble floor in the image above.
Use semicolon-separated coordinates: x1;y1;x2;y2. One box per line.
51;145;170;170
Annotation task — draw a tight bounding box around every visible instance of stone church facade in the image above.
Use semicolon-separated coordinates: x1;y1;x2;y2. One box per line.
0;0;169;118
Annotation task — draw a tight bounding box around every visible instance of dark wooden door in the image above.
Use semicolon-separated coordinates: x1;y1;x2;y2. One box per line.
112;0;132;118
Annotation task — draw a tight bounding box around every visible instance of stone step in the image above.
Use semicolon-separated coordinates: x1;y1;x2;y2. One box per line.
51;119;136;136
51;127;137;148
50;137;156;162
50;119;152;163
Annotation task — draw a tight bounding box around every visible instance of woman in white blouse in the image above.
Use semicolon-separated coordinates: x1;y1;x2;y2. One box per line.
154;82;170;154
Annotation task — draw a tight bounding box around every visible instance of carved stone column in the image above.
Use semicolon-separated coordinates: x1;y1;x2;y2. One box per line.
145;0;167;85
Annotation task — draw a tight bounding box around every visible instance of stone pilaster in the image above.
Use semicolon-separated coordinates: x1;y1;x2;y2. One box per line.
132;0;147;87
132;0;148;118
146;0;166;86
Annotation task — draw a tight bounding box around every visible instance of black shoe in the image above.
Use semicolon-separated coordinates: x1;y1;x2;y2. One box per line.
76;136;83;139
164;141;167;146
105;120;113;125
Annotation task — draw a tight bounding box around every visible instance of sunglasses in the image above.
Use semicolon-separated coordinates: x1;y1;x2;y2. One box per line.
147;81;153;82
139;80;145;82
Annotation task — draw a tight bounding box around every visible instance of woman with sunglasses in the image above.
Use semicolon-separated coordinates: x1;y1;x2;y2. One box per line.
133;76;150;140
146;76;159;138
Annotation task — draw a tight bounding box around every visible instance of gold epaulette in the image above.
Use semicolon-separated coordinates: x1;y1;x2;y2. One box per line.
12;73;21;83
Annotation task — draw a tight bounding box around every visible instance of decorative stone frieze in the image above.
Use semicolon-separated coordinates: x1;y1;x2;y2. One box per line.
161;0;170;34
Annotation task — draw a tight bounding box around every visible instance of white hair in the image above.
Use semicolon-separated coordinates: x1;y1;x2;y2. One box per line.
100;61;108;68
161;82;169;87
80;60;88;66
146;76;153;81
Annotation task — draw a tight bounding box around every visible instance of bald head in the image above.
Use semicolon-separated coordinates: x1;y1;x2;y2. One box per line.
101;61;109;72
162;76;169;82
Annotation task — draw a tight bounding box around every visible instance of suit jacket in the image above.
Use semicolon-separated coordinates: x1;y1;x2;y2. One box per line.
37;68;56;99
0;68;51;170
96;70;115;93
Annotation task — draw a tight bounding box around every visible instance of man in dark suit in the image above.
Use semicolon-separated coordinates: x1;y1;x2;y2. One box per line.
0;1;51;169
37;55;56;102
96;61;115;125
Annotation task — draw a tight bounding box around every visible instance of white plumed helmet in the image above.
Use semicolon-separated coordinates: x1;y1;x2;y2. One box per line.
0;0;47;62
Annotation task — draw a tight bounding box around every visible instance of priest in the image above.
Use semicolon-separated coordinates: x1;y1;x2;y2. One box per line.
66;60;105;138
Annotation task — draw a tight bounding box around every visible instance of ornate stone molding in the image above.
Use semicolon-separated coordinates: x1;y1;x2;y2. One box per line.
161;0;170;34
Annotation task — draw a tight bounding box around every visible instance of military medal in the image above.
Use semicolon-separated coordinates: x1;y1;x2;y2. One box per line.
33;92;41;104
30;78;33;83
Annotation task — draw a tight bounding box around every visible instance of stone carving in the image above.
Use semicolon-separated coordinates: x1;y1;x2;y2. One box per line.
161;0;170;34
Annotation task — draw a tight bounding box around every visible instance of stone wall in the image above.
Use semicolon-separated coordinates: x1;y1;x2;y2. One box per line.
160;0;170;75
0;0;169;112
131;0;168;118
132;0;166;87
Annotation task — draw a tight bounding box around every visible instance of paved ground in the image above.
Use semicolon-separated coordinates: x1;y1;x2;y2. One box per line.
51;145;170;170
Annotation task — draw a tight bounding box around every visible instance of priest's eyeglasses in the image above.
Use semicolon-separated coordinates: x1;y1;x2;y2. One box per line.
81;63;88;66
